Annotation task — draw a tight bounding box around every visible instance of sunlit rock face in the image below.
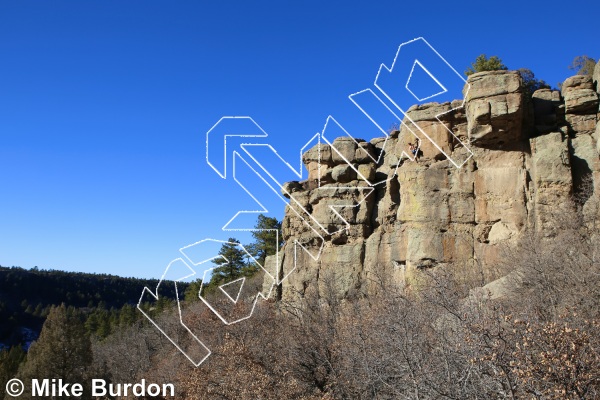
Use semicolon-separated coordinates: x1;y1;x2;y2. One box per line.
265;70;600;300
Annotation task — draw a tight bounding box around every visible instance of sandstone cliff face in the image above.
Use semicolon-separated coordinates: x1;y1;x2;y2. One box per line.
267;69;600;299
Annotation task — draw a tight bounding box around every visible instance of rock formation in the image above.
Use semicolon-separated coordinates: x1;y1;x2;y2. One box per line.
265;69;600;299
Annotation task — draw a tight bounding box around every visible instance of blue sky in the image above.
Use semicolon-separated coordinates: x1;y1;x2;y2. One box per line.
1;0;598;279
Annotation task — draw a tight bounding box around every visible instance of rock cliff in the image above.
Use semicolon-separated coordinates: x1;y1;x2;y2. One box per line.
266;65;600;299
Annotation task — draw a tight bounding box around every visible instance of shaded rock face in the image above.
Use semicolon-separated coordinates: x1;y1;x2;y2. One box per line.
268;70;600;299
532;89;563;134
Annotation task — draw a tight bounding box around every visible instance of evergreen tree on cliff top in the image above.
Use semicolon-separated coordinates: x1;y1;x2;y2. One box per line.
465;54;507;76
465;54;550;95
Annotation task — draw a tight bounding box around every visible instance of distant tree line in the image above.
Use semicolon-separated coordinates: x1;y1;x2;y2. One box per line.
43;192;596;399
0;214;282;399
0;266;182;348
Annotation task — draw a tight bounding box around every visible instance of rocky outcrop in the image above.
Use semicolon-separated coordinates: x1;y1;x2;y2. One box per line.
593;62;600;155
563;75;599;114
593;61;600;95
466;71;524;146
267;70;600;299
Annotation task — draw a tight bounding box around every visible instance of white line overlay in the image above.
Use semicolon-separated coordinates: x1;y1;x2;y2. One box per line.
140;37;473;366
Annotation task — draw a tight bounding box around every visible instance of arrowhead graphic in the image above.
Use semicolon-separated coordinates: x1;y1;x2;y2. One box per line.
179;239;275;325
206;116;268;179
219;277;245;303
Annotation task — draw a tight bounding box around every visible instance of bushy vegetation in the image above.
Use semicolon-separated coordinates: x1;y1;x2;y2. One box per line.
173;198;599;399
465;54;508;76
0;266;182;348
0;214;282;399
3;204;599;398
517;68;550;96
568;55;597;76
198;214;282;297
465;54;551;96
14;304;93;400
0;269;181;399
4;196;587;399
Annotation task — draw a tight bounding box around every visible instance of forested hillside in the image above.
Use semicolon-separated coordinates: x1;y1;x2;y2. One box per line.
0;265;183;348
1;52;599;398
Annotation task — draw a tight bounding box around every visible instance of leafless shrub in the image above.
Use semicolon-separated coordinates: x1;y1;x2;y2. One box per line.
93;198;600;399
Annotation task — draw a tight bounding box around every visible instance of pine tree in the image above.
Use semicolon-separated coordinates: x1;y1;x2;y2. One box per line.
118;303;137;326
246;214;282;268
209;238;247;286
465;54;508;76
184;279;203;302
84;311;100;334
96;311;112;338
0;346;26;398
17;304;93;399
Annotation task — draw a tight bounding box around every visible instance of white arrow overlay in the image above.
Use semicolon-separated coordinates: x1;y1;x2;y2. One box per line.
140;37;474;366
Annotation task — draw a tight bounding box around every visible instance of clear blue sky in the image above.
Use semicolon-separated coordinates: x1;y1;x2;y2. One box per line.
1;0;598;279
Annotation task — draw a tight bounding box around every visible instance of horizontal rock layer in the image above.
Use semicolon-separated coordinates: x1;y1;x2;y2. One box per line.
267;70;600;299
